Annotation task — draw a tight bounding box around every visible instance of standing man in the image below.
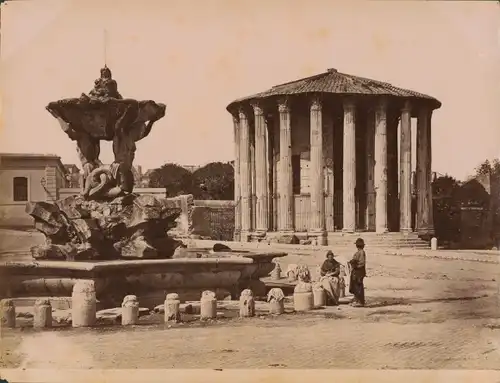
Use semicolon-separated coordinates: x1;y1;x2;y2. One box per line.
348;238;367;307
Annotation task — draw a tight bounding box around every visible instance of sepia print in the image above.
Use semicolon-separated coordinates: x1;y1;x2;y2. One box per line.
0;0;499;382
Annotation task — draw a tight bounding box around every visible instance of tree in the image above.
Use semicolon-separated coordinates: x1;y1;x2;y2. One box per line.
147;163;199;198
432;175;461;244
475;158;500;178
475;158;500;243
192;162;234;200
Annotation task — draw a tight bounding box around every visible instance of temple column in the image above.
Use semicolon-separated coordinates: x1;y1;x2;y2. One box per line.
278;98;294;232
232;114;241;240
309;96;326;243
343;98;356;233
387;111;399;232
374;98;389;233
416;106;434;236
252;103;269;234
239;109;252;238
365;108;376;231
399;100;412;232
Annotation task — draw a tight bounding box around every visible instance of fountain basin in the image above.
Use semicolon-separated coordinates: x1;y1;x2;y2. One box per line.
0;251;286;307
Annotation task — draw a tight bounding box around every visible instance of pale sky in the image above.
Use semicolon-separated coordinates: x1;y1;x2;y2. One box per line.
0;0;499;180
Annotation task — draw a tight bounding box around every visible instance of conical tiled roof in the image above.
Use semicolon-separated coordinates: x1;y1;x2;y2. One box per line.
227;68;441;111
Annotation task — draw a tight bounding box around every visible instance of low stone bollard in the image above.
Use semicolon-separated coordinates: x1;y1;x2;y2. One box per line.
200;290;217;319
165;293;181;323
267;288;285;315
312;283;326;308
431;237;438;251
1;299;16;328
293;282;314;312
286;264;299;282
72;280;96;328
121;295;139;326
271;261;282;280
33;298;52;329
239;289;255;318
339;278;346;299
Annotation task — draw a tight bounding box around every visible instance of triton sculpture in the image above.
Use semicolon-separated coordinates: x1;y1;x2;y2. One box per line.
27;66;181;260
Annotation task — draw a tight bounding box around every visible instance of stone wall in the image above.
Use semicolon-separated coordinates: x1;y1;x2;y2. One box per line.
191;200;235;241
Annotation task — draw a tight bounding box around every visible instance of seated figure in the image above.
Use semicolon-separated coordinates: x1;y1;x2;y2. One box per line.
319;251;344;305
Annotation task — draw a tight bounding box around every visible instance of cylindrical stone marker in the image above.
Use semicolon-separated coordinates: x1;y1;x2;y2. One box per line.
267;288;285;315
71;280;96;327
1;299;16;328
121;295;139;326
165;293;181;323
239;289;255;318
431;237;438;251
271;262;282;280
286;264;298;282
33;298;52;329
339;278;346;299
293;282;314;312
312;283;326;308
200;290;217;319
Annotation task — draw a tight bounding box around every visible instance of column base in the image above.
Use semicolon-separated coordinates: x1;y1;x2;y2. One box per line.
400;228;413;234
239;231;252;242
375;227;389;234
342;228;355;234
250;230;267;242
308;229;327;246
233;229;241;242
417;226;435;239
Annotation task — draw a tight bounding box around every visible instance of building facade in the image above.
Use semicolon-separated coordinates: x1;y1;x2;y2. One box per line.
0;153;68;227
227;68;441;244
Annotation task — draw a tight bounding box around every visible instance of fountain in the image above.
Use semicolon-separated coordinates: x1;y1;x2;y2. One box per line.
0;67;286;307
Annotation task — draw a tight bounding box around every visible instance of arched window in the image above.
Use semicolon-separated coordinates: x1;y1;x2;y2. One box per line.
13;177;28;202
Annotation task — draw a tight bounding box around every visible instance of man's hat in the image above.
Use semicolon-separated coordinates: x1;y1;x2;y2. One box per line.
355;238;365;246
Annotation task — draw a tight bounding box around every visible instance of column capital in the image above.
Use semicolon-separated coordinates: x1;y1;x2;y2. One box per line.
418;105;433;119
231;112;240;124
277;97;290;113
238;108;249;120
376;96;389;110
309;95;322;111
251;102;264;116
343;97;356;111
402;100;412;113
264;113;274;126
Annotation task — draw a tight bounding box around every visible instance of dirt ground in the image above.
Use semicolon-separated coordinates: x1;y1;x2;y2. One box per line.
1;229;499;369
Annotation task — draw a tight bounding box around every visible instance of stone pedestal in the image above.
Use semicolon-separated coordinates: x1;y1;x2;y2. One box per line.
33;298;52;328
343;99;356;233
1;299;16;328
312;283;326;308
72;280;96;327
200;290;217;320
239;289;255;318
293;282;314;312
164;293;181;323
278;98;294;233
267;288;285;315
121;295;139;326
